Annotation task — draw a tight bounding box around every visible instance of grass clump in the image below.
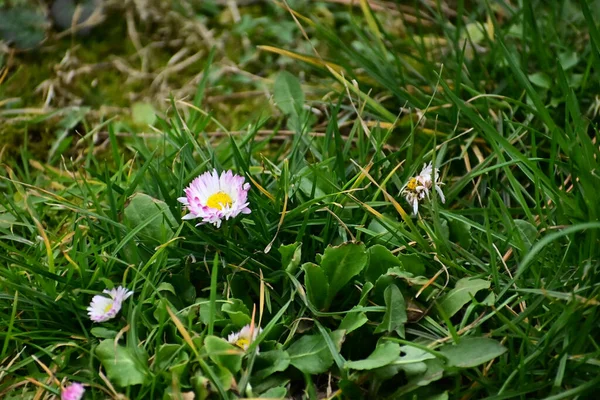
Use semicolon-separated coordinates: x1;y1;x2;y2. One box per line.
1;1;600;399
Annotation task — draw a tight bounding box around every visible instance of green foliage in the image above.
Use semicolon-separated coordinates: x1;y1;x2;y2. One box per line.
303;242;369;311
287;330;345;375
252;349;290;380
131;102;158;126
302;262;329;310
96;340;149;387
273;71;304;117
123;193;177;244
374;284;407;337
204;336;243;374
320;242;368;308
1;0;600;399
365;244;403;284
439;338;508;369
279;241;302;273
345;341;400;370
0;6;47;49
437;278;491;319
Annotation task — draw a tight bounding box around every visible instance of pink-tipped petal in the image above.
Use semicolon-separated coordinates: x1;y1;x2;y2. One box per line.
179;170;251;227
62;382;85;400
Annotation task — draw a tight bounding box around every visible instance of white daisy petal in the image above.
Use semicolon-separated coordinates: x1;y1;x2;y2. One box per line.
227;324;262;352
87;286;133;323
435;185;446;203
180;170;251;227
401;161;445;215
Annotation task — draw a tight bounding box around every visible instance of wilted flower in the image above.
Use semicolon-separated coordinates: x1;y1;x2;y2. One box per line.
61;382;85;400
87;286;133;323
227;324;262;352
178;169;251;228
402;162;445;215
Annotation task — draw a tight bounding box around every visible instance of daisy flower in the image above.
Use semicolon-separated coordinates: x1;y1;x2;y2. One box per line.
402;162;445;215
61;382;85;400
87;286;133;323
178;169;251;228
227;324;262;352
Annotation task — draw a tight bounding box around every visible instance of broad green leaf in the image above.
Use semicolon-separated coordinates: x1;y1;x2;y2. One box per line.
374;363;405;380
90;327;117;339
155;344;189;379
51;0;98;31
320;242;368;306
204;336;243;374
191;373;210;400
198;297;226;326
513;219;537;251
439;337;507;368
397;254;426;276
449;219;472;249
156;282;176;295
374;361;427;380
375;284;407;337
568;73;583;89
254;349;291;380
482;292;496;306
0;7;47;49
437;278;491;318
96;340;148;387
303;262;329;310
365;244;403;283
0;212;17;229
374;345;437;381
131;102;157;126
396;345;436;364
273;71;304;116
339;309;368;334
222;299;251;327
358;281;374;306
216;365;234;391
385;267;429;286
409;358;445;386
287;330;344;374
123;193;177;244
156;344;185;371
279;242;302;273
528;72;551;89
558;51;579;70
426;392;449;400
399;361;428;376
260;387;288;399
345;341;401;370
463;22;486;43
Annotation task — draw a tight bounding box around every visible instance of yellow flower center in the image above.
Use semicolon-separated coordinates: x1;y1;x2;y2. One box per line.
104;302;114;313
235;338;250;350
206;192;233;210
406;178;418;191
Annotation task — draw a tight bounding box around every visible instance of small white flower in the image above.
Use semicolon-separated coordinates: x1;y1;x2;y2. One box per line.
178;169;251;228
87;286;133;323
227;324;262;352
402;162;445;215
